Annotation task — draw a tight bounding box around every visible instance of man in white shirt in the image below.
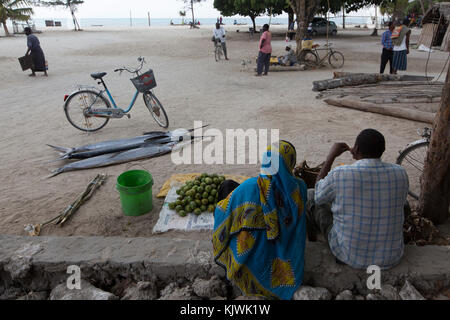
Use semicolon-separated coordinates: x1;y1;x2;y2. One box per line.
213;22;229;60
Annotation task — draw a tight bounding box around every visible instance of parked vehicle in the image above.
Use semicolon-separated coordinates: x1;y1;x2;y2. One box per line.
308;18;338;36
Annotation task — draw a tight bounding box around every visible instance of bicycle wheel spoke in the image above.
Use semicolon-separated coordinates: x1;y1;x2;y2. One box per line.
397;142;428;200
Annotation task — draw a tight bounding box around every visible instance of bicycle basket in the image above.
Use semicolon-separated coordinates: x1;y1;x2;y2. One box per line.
130;69;157;93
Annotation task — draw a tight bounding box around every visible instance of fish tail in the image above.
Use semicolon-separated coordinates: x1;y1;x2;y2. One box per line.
47;168;63;178
47;144;72;155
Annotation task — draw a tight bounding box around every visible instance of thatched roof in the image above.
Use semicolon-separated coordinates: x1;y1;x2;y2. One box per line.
422;2;450;24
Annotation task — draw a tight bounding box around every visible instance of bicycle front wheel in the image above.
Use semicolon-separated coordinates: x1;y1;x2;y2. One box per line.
396;141;429;200
64;90;110;132
329;51;345;69
143;91;169;128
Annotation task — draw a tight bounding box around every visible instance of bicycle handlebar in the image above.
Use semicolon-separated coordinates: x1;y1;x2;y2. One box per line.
115;57;146;74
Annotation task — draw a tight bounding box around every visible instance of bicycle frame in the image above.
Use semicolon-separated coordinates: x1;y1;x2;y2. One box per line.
97;77;140;114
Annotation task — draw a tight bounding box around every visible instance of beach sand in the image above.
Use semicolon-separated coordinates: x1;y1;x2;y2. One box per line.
0;25;448;239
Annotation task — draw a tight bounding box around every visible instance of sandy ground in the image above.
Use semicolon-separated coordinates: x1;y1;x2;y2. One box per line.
0;25;448;239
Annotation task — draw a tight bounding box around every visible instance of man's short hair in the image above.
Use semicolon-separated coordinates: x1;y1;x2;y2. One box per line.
355;129;385;158
263;24;269;31
388;21;394;28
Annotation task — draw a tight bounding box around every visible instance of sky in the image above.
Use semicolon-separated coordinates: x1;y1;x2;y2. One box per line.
31;0;377;20
32;0;240;19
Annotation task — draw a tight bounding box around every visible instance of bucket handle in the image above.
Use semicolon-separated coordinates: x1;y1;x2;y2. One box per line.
125;162;148;172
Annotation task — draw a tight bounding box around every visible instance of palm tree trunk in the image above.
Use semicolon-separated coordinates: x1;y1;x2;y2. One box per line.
191;0;195;26
2;21;10;36
70;5;80;31
418;63;450;225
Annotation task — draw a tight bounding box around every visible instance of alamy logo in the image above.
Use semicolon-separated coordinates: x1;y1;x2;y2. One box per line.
66;265;81;290
171;121;280;173
366;265;381;290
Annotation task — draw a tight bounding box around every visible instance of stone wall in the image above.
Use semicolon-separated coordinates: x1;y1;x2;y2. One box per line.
0;235;449;300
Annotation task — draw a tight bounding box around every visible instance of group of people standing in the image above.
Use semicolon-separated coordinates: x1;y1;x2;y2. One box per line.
380;19;411;74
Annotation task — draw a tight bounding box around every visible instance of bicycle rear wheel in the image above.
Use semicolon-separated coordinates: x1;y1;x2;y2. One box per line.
396;141;429;200
143;91;169;128
64;90;110;132
300;50;318;67
329;51;345;69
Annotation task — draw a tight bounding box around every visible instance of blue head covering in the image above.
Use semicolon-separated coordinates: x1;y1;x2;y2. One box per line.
213;141;307;300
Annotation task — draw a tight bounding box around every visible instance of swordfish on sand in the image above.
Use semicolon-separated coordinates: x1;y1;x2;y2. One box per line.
48;126;207;161
50;141;189;177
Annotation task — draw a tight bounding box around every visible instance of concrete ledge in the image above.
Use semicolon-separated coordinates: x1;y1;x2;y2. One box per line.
1;235;449;297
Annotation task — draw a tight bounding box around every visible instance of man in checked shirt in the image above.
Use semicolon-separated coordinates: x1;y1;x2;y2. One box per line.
380;22;395;74
306;129;410;269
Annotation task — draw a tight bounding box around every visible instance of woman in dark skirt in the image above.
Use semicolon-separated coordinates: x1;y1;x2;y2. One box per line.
25;27;47;77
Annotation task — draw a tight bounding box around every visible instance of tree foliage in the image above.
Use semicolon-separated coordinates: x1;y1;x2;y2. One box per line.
0;0;33;36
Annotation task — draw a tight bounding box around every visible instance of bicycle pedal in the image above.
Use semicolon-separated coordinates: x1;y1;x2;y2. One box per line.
127;114;131;119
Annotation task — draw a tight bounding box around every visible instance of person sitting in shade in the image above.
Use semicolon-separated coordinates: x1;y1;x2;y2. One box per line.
278;45;298;66
306;129;410;270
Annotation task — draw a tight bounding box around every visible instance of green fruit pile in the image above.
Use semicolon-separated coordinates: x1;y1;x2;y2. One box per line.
168;173;225;217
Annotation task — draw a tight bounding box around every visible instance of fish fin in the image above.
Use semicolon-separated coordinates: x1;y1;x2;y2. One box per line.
142;130;168;135
47;144;72;154
143;134;170;143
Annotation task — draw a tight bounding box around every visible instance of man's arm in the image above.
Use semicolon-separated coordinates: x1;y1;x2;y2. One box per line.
316;143;350;182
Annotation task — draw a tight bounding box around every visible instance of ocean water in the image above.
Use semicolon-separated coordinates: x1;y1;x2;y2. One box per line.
27;16;384;30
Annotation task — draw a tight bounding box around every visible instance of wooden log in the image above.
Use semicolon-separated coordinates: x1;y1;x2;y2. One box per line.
332;72;434;82
323;98;436;123
313;74;381;91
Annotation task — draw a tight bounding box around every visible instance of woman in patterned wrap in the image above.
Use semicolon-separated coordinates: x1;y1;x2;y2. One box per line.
212;140;307;300
25;27;47;77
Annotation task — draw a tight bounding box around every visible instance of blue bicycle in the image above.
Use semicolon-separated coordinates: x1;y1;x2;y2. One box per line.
64;57;169;132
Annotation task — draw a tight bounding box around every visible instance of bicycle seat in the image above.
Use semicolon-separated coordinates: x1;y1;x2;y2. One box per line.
312;44;320;48
90;72;107;80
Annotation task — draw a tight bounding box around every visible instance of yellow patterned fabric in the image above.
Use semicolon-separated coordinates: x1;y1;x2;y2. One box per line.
213;141;308;300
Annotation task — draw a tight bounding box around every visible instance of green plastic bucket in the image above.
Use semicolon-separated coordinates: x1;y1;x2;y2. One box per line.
116;170;153;216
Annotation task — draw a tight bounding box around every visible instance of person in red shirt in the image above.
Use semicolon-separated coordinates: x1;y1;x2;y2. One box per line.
256;24;272;76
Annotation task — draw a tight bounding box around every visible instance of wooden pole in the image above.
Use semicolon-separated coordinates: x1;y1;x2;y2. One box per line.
419;63;450;224
148;12;151;26
130;10;132;27
324;98;436;123
342;5;345;29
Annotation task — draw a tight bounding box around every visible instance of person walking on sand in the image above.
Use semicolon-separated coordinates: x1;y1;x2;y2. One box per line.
256;24;272;76
391;19;411;74
24;27;47;77
380;22;395;74
213;22;229;60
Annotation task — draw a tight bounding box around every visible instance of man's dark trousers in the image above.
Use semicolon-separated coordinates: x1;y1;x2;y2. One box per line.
257;51;271;75
380;48;394;74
